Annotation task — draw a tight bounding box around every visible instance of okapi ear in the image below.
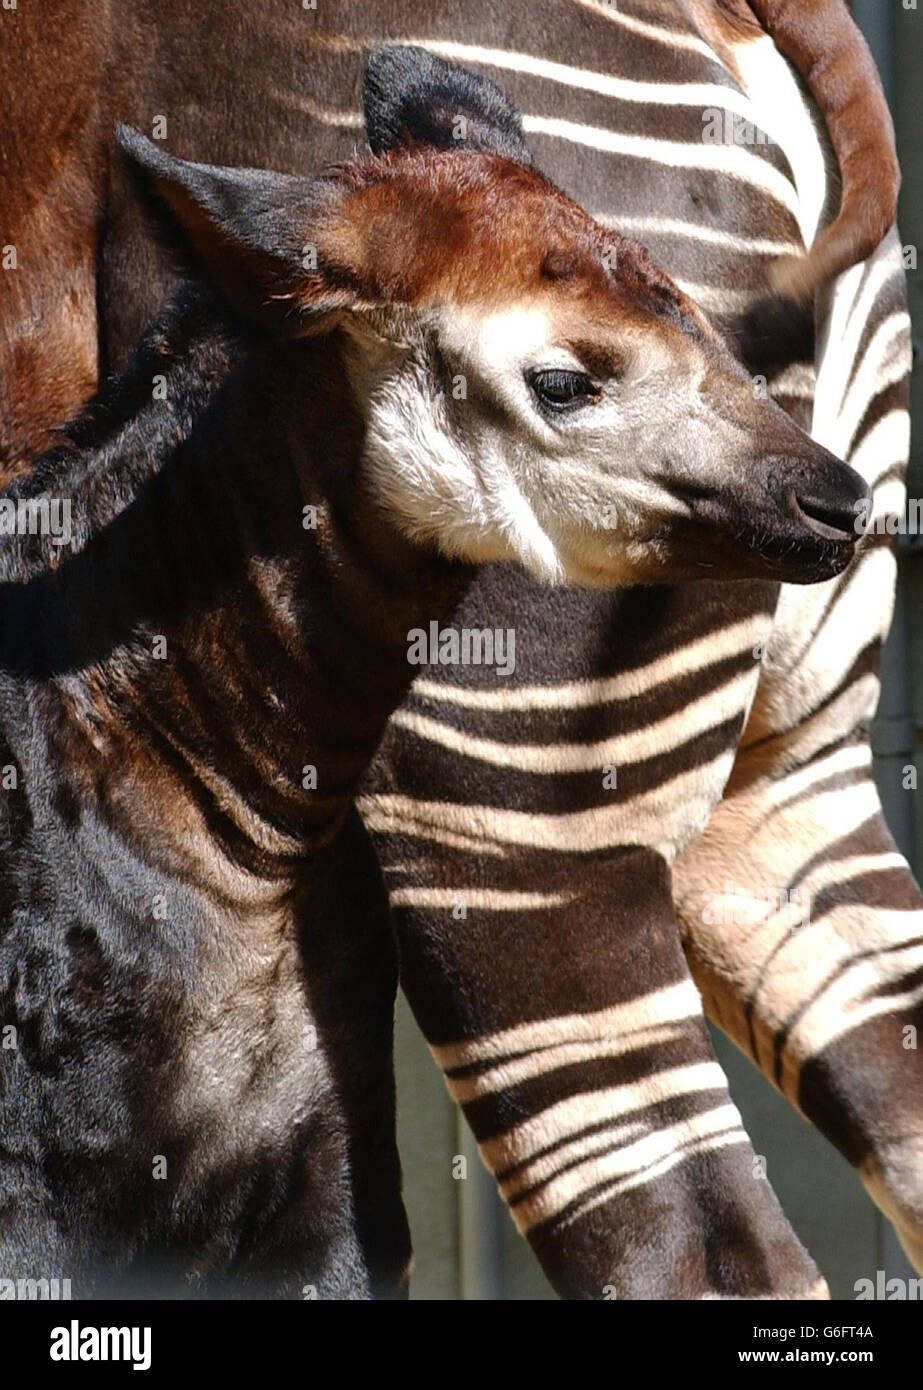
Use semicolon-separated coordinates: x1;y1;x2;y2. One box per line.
362;44;532;165
115;124;354;330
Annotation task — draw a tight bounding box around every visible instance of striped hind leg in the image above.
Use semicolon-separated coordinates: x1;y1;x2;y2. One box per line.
368;818;827;1298
673;730;923;1274
672;225;922;1273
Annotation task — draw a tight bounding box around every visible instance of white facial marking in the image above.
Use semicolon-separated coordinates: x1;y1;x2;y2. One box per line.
344;293;764;589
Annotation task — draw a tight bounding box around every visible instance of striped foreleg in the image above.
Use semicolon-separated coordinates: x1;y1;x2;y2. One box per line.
365;811;827;1298
672;735;923;1273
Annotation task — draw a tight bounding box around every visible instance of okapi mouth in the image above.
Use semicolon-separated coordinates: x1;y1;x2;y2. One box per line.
760;460;871;581
741;523;857;584
669;458;870;585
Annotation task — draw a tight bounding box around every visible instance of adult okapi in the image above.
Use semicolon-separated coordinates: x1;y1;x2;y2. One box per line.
0;0;918;1298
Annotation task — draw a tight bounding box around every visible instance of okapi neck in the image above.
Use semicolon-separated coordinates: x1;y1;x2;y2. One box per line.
0;281;472;875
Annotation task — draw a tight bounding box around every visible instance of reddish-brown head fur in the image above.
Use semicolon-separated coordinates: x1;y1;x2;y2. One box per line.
309;147;713;342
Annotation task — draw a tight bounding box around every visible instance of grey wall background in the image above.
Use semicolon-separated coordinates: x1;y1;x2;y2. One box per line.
394;2;923;1299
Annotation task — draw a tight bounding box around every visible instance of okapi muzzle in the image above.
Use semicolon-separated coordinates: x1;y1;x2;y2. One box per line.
650;381;871;586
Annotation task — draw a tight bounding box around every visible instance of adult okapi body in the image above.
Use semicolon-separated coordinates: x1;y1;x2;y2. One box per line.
0;0;919;1298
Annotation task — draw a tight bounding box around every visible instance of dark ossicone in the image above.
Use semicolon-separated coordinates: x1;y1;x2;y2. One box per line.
362;44;532;164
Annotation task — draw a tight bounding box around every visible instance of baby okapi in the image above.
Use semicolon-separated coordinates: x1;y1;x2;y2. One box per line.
0;48;868;1298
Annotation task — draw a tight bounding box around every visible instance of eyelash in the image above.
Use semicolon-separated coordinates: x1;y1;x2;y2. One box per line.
529;368;600;413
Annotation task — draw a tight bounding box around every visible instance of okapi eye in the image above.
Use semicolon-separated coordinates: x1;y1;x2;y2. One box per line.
529;369;598;413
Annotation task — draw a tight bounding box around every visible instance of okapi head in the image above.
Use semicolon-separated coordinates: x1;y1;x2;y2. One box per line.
117;44;868;589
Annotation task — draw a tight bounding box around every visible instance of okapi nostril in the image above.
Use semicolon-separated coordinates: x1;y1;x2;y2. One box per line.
766;458;870;545
793;493;859;539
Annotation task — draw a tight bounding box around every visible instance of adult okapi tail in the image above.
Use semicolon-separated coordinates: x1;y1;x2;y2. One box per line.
748;0;900;302
685;0;900;304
